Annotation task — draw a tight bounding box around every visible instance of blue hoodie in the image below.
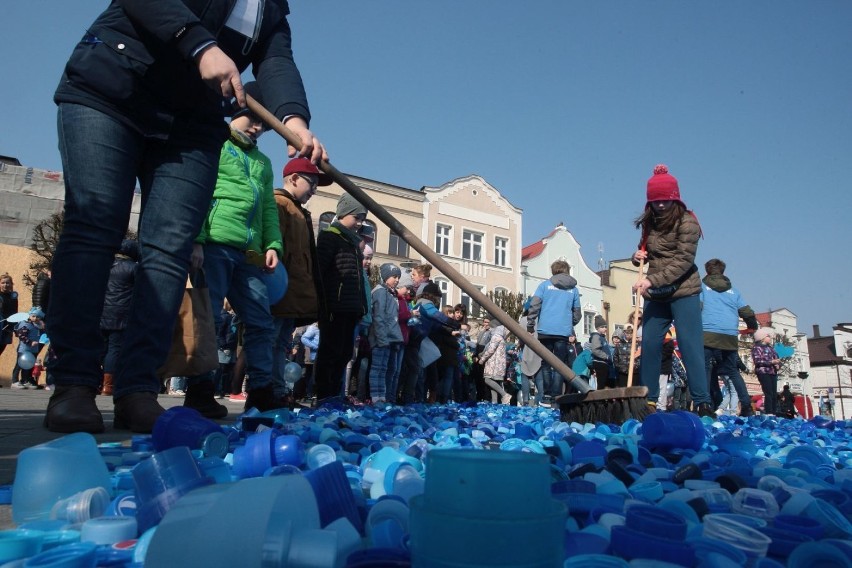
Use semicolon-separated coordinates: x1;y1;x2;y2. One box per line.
527;273;581;337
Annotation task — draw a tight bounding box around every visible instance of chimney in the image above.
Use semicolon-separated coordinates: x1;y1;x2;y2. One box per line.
813;324;820;338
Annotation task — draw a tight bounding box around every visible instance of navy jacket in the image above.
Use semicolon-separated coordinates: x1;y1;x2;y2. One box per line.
54;0;310;145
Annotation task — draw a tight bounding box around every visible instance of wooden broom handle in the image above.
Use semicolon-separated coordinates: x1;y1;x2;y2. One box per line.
247;95;589;392
627;256;644;387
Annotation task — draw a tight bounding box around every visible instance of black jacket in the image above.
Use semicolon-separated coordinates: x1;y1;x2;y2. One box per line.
316;223;366;319
100;242;140;331
32;273;51;314
54;0;310;145
0;291;19;345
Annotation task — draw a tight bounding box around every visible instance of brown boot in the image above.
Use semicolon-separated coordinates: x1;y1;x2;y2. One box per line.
100;373;114;396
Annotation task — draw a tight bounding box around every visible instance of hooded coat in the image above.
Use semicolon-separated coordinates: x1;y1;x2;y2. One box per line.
479;325;507;379
635;212;702;300
700;273;758;350
526;273;581;337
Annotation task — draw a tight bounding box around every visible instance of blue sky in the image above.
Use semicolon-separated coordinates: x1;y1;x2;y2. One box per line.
2;1;850;336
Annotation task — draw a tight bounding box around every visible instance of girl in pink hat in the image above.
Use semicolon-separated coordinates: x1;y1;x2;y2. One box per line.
632;165;711;417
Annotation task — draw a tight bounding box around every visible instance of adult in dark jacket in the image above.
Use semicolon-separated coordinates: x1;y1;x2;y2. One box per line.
0;274;18;358
314;194;368;401
45;0;326;434
99;239;139;396
633;165;711;416
32;272;51;326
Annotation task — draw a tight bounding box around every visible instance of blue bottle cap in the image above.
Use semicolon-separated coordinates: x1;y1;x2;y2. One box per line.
625;504;688;541
610;525;696;565
200;432;229;459
0;485;13;505
773;513;824;540
22;542;97;568
758;526;813;559
80;516;138;545
787;541;852;568
0;529;44;563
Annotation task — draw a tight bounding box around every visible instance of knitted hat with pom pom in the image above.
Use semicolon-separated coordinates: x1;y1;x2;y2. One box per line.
646;164;684;205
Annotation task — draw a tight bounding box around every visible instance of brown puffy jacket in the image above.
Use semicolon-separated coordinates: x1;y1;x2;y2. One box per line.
640;212;702;300
270;189;320;323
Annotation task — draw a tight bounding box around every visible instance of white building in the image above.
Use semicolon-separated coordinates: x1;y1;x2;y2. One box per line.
808;323;852;419
520;224;602;342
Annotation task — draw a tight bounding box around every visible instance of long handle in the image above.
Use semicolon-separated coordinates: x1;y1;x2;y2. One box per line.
627;257;644;387
248;95;588;393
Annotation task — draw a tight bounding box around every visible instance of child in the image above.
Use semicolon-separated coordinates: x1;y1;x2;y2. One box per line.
633;165;710;416
32;359;44;388
12;307;44;389
315;193;369;400
368;263;403;404
189;81;284;419
479;325;511;404
412;283;459;403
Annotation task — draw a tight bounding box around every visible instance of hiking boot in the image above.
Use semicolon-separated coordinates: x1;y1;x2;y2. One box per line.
184;381;229;420
244;384;282;413
696;402;715;418
44;385;104;433
114;391;166;433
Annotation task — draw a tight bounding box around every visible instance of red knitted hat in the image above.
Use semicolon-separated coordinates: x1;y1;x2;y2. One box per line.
646;164;683;204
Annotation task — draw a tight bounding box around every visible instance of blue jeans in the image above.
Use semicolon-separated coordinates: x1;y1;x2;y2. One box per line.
533;369;545;405
704;347;750;413
272;317;295;397
101;329;124;375
50;104;220;398
640;294;709;406
539;336;569;397
369;342;402;402
197;244;276;390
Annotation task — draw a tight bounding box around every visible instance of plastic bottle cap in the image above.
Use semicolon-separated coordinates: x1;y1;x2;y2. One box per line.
0;529;44;564
22;542;97;568
80;516;138;545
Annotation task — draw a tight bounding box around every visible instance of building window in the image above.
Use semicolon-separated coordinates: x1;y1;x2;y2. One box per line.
318;212;335;233
435;224;451;256
583;311;595;336
435;277;450;308
494;236;508;267
388;231;409;257
461;286;484;318
462;230;483;261
631;290;637;307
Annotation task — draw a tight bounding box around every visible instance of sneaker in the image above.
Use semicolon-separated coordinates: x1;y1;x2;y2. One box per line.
228;393;247;403
168;389;186;396
44;385;54;392
501;393;512;405
11;382;27;389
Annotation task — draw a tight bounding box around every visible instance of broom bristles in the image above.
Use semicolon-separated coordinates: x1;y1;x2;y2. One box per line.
556;386;652;424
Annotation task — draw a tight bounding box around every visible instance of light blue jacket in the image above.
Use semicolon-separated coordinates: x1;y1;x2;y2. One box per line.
369;284;403;348
527;274;581;337
700;282;748;336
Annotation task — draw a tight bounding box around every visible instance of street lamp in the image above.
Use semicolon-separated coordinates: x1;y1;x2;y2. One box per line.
520;264;529;297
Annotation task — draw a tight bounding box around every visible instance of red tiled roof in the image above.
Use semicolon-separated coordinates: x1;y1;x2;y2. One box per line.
521;240;545;261
755;312;772;327
521;227;562;261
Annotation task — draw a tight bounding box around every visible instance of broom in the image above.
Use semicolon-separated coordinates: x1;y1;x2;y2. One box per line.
246;95;646;421
553;249;652;423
